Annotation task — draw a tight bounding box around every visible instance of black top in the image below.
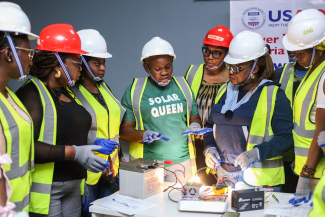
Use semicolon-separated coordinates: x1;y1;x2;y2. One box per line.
16;82;92;182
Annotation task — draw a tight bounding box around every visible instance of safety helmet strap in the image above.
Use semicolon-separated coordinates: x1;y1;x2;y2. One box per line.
5;33;26;81
80;56;102;81
52;52;75;87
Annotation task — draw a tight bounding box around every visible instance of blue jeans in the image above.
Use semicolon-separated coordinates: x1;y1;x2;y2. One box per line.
216;166;282;192
82;183;115;217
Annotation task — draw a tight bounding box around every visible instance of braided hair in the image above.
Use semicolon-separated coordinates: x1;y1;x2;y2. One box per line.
31;51;71;105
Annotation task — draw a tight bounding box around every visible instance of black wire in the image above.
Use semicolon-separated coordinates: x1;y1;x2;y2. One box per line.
168;188;182;203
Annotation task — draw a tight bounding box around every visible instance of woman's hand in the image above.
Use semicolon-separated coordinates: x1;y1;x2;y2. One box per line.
289;177;312;205
142;131;170;143
205;148;221;169
234;148;259;170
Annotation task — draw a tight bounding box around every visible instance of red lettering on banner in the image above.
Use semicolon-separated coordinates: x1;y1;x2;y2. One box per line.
263;37;280;43
269;47;285;55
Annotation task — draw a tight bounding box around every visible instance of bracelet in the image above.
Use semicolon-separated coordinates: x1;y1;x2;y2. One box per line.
300;165;316;179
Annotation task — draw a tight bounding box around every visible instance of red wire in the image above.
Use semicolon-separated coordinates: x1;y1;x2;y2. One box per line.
175;163;185;175
213;174;218;181
173;170;184;186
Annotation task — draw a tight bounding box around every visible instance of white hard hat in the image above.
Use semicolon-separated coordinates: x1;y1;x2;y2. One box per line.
77;29;112;58
282;9;325;51
0;2;38;40
224;31;268;64
141;37;176;62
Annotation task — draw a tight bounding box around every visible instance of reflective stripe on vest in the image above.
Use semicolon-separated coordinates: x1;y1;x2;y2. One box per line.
71;82;125;185
27;78;57;215
214;83;227;104
293;61;325;178
185;64;204;99
279;63;295;107
215;84;284;186
129;76;197;175
0;87;34;213
309;175;325;216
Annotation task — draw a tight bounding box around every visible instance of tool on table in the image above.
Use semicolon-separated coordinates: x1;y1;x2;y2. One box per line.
112;199;129;207
272;194;279;203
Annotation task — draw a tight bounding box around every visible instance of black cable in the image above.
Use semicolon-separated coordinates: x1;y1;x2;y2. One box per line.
168;188;182;203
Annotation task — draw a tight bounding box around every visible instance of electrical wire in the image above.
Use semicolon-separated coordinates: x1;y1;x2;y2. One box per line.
175;163;185;175
168;188;182;203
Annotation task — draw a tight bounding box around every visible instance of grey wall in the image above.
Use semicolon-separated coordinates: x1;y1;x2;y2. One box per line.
8;0;230;160
8;0;230;100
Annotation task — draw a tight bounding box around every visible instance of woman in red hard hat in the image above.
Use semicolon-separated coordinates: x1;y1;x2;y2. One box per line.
184;26;234;185
16;24;118;217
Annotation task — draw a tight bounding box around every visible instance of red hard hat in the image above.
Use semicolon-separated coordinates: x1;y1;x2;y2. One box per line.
36;24;88;54
202;25;234;48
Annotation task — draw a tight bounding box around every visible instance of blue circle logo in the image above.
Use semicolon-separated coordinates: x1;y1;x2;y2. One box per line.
241;7;266;30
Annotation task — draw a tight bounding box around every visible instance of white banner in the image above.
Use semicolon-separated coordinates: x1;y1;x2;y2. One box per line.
230;0;325;69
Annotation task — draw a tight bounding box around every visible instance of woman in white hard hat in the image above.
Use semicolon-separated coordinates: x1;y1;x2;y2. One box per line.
120;37;209;183
73;29;125;217
0;2;38;214
204;31;293;191
281;9;325;206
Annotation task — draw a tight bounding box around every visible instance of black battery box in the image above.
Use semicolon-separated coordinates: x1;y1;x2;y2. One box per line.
231;189;264;212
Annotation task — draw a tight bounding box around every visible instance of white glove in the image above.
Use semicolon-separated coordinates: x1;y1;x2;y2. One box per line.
289;177;312;205
317;130;325;154
234;148;259;170
205;148;221;169
73;145;109;173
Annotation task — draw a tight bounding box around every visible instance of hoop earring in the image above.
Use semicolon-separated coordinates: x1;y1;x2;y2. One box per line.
251;74;255;79
55;71;61;78
319;51;323;57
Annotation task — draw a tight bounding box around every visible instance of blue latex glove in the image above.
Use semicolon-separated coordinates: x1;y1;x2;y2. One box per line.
142;130;170;143
93;138;119;155
289;192;312;205
182;122;213;135
289;177;312;205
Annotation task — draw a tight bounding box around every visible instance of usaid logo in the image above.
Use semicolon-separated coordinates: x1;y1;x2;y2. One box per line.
241;7;266;30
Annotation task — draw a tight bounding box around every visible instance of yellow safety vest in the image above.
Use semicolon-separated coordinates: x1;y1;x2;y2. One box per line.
0;87;34;213
279;63;295;162
309;175;325;216
293;61;325;178
129;76;197;175
71;83;125;185
185;64;204;99
215;83;285;186
26;78;84;214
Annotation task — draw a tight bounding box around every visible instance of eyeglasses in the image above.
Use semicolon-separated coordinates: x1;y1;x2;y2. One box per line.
15;47;35;60
0;47;35;61
202;47;224;59
225;63;253;74
66;60;82;69
93;61;106;67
